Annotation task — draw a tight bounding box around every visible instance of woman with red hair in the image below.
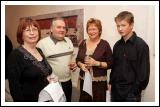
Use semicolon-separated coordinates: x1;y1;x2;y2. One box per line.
7;18;57;102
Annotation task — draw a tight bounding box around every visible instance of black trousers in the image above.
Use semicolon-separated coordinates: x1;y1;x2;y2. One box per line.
61;79;72;102
111;84;141;102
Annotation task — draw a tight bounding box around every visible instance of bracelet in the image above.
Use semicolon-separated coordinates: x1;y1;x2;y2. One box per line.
95;61;100;66
97;61;101;67
99;62;102;67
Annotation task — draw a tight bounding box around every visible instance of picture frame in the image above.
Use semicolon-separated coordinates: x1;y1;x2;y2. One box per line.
27;9;84;47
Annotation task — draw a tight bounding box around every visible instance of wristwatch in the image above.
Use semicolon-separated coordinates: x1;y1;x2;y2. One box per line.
96;61;101;67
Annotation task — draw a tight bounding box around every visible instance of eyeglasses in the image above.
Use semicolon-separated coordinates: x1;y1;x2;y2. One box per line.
24;28;38;33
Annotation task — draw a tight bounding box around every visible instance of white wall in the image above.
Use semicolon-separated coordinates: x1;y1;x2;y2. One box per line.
5;5;155;102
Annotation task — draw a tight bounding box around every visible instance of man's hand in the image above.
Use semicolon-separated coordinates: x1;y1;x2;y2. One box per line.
69;62;77;72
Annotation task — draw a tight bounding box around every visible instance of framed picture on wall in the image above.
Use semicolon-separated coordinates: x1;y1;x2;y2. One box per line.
21;9;84;47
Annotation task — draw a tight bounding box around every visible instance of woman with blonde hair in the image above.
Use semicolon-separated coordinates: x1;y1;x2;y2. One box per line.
76;18;113;102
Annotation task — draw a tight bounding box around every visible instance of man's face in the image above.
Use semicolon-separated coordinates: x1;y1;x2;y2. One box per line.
116;19;133;37
51;20;66;40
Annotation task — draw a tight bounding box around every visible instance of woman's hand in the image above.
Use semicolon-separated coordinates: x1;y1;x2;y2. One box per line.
47;75;58;83
78;61;89;72
108;84;112;92
84;56;100;67
81;63;90;72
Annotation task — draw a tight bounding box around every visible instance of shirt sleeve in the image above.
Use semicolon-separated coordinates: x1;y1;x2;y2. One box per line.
104;42;113;70
7;50;25;101
134;44;150;94
109;45;116;84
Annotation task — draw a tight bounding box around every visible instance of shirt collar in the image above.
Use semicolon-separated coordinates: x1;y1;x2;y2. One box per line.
50;35;67;44
120;31;137;44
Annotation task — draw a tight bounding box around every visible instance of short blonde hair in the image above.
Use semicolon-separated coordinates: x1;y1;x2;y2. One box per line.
115;11;134;25
86;18;102;36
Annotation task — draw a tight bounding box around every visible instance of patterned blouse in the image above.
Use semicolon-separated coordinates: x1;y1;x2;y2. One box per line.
7;46;52;102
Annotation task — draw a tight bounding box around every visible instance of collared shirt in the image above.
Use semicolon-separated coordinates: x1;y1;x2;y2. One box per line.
110;32;150;91
50;35;67;45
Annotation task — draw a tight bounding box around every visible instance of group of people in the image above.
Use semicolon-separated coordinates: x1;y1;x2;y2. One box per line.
6;11;150;102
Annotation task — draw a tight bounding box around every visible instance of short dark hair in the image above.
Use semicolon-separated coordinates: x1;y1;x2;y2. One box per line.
115;11;134;24
17;17;41;44
51;17;65;27
86;18;102;36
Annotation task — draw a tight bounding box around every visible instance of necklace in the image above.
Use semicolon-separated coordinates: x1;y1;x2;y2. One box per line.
22;45;42;61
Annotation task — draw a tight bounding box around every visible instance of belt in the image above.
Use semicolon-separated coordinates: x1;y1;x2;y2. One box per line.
79;75;107;82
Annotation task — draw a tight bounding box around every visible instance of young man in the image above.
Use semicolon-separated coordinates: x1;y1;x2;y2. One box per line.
109;11;150;102
37;18;77;102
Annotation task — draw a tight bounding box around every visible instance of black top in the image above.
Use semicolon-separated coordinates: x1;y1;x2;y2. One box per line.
7;46;52;102
110;32;150;95
76;39;113;77
5;36;13;79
